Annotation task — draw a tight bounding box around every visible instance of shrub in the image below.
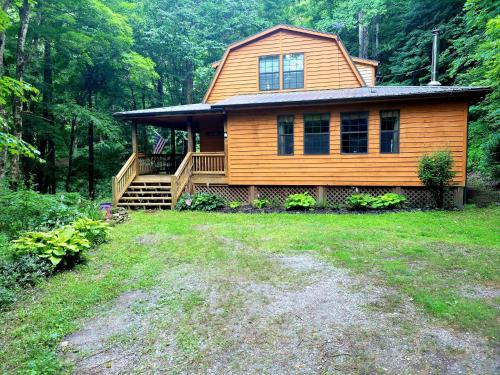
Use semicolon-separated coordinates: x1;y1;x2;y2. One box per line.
72;218;110;246
0;254;52;309
12;227;90;268
371;193;406;209
175;192;224;211
228;200;242;209
252;197;270;209
346;194;374;210
284;192;317;210
0;184;101;239
418;151;456;208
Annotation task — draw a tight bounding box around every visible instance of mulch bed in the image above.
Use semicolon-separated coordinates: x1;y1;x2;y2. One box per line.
215;206;447;215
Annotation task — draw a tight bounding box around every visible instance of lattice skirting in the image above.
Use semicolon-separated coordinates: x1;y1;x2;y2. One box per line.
193;184;462;208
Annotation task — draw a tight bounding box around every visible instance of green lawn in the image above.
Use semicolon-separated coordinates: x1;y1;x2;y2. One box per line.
1;207;499;373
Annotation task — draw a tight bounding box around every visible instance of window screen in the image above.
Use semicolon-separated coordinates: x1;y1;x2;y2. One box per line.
341;112;369;153
304;113;330;155
283;53;304;89
259;55;279;91
380;110;400;153
277;115;294;155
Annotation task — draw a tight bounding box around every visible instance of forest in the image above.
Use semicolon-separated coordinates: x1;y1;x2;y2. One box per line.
0;0;498;199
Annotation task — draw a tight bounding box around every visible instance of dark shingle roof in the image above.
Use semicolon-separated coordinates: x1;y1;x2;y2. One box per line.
113;103;218;119
113;86;489;119
212;86;489;108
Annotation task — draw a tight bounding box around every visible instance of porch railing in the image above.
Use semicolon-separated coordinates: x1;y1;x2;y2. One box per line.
112;153;138;206
113;151;226;208
192;152;225;174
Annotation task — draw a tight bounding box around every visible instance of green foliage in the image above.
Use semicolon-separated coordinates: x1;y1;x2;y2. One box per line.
71;218;109;246
371;193;407;209
252;197;270;209
175;193;224;211
418;151;456;208
284;192;317;210
228;200;242;209
0;185;101;239
347;192;407;210
12;227;91;268
346;193;375;210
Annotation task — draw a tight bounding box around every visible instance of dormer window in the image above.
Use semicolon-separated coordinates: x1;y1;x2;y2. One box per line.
283;53;304;89
259;55;279;91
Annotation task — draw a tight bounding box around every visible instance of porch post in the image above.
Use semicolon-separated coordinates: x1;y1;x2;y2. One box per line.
223;114;228;174
131;120;138;154
186;116;194;153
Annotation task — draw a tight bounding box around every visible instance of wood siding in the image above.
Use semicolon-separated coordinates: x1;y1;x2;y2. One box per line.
226;100;467;187
354;62;375;86
206;30;362;103
200;122;224;152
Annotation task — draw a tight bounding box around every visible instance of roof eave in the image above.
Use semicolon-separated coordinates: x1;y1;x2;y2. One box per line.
212;89;491;110
113;108;223;120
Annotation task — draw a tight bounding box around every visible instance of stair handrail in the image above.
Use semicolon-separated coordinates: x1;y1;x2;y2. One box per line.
171;152;193;207
112;153;138;206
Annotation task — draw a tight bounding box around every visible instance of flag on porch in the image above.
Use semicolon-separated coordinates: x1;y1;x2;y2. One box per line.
152;130;167;154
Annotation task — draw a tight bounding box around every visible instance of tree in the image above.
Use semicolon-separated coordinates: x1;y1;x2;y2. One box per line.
418;151;457;208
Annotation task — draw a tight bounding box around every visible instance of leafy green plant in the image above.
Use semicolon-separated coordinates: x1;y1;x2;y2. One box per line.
71;218;110;246
175;193;224;211
284;192;317;210
252;197;270;209
371;193;407;209
346;194;375;210
228;200;242;209
418;151;456;208
12;227;90;268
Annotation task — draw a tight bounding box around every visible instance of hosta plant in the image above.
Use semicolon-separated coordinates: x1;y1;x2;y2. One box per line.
346;194;375;210
12;227;90;268
252;197;270;209
284;192;317;210
72;218;110;246
371;193;406;209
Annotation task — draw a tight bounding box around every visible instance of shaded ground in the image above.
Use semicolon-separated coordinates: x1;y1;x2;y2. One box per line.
61;244;497;374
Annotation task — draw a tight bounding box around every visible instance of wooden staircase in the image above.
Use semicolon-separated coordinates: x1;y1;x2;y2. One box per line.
117;176;172;210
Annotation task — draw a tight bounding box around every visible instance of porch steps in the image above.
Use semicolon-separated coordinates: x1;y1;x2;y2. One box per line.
117;176;173;210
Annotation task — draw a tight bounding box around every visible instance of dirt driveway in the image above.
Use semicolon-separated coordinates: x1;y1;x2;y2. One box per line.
60;235;497;374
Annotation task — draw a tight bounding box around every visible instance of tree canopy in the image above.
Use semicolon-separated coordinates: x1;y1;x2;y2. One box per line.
0;0;497;197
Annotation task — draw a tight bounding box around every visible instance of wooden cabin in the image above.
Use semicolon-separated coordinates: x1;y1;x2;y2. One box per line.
113;25;488;209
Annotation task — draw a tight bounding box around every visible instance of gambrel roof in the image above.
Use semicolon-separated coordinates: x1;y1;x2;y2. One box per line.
203;24;366;103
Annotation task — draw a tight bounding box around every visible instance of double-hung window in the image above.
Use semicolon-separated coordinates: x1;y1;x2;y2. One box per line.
259;55;279;91
341;112;369;153
283;53;304;89
277;115;294;155
304;113;330;155
380;110;400;153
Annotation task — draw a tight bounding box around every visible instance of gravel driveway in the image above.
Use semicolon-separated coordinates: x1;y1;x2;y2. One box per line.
60;237;498;374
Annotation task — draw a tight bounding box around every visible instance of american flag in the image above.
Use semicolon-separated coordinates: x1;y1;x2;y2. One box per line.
152;130;167;154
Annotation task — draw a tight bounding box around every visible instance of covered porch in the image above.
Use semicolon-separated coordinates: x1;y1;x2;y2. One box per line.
112;104;227;208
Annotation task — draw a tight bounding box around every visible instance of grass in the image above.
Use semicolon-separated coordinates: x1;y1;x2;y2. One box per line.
0;207;499;373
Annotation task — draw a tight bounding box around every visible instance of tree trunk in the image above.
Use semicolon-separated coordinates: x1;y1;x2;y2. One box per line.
0;0;12;75
183;60;193;104
10;0;31;188
156;76;164;107
43;39;55;193
65;117;76;192
373;15;380;59
358;11;369;58
87;93;95;199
